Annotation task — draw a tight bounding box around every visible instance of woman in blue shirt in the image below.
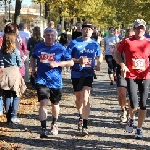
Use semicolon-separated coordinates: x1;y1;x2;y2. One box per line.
0;33;26;124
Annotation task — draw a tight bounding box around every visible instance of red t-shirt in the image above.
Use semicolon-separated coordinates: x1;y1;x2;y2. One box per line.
117;35;150;79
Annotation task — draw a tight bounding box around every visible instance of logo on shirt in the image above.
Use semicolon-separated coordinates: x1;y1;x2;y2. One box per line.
80;48;95;54
40;52;55;63
132;59;145;70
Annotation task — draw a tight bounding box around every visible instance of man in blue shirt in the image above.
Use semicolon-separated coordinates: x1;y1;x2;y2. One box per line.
31;28;74;138
67;21;103;135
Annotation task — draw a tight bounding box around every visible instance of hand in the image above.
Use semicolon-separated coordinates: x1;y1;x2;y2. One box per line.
121;64;130;78
94;65;100;71
79;56;88;65
49;61;60;68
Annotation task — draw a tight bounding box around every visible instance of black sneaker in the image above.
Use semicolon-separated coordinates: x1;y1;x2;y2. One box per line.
78;119;83;131
40;128;49;138
135;128;143;139
82;127;88;136
110;81;113;85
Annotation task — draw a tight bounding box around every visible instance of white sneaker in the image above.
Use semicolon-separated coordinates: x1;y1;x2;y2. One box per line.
125;118;134;133
51;124;58;135
11;117;21;123
0;111;3;116
120;110;127;123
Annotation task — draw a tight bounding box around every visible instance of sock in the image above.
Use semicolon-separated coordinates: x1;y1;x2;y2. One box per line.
121;107;127;112
83;119;88;128
41;120;46;129
52;116;57;125
111;80;113;82
79;114;82;120
137;127;142;130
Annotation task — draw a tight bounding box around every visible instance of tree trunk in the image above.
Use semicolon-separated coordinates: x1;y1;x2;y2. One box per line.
14;0;22;24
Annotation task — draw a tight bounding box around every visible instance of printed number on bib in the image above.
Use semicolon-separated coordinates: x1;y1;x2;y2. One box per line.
40;52;55;63
85;58;92;67
132;59;145;70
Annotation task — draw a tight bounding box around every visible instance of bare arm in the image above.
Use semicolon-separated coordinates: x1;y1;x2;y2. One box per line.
30;57;37;71
58;60;74;67
49;60;74;68
96;54;103;66
113;50;125;68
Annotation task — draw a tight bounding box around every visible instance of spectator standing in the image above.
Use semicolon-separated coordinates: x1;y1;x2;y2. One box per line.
27;26;44;89
0;33;26;124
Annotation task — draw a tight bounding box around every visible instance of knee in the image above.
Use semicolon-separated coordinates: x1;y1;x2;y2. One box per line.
139;103;146;110
40;99;48;108
118;92;126;100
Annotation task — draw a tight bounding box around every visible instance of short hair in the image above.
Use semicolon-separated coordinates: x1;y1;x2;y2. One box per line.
44;28;57;35
19;22;26;29
82;21;93;26
75;21;81;25
108;27;115;30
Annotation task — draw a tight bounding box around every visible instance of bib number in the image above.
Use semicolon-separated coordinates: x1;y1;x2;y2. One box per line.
85;58;92;67
40;52;55;63
132;59;145;70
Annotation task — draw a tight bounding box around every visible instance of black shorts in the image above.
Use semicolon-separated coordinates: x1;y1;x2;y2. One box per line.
116;75;127;88
105;55;117;74
71;76;93;92
36;84;62;104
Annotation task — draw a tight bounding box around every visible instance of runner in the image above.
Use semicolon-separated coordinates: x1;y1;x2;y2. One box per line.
67;21;103;135
113;29;134;123
114;19;150;139
72;22;82;40
104;27;120;85
30;28;74;138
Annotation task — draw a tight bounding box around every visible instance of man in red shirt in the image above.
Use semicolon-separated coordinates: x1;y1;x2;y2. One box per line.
114;19;150;139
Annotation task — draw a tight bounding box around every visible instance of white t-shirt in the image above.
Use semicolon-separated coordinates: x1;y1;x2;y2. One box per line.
104;35;119;55
19;30;31;44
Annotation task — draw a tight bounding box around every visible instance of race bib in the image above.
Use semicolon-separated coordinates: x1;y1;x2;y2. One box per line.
108;44;115;52
132;59;145;70
85;58;92;67
40;52;55;63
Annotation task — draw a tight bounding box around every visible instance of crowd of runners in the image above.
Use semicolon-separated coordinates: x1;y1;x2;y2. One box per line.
0;18;149;140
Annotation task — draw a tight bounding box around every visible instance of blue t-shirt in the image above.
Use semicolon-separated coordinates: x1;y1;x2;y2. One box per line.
32;42;71;89
67;37;101;78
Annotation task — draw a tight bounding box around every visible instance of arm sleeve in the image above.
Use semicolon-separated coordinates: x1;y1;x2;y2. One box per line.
16;50;23;67
66;41;75;57
62;46;72;61
95;43;101;56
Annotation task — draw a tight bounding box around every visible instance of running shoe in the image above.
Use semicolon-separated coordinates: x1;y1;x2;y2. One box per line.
11;117;21;123
135;128;143;139
125;118;134;133
40;128;49;138
120;110;128;123
82;127;88;136
78;119;83;131
110;80;114;85
51;124;58;135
